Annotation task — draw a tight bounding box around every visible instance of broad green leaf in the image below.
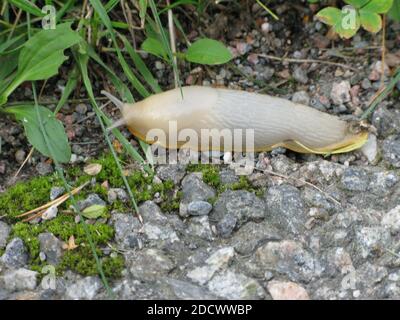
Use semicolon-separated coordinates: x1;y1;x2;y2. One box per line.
343;0;369;8
6;105;71;163
186;38;233;65
360;10;382;33
8;0;45;17
141;37;168;60
389;0;400;21
0;23;81;105
82;204;106;219
316;7;342;26
362;0;393;13
334;10;361;39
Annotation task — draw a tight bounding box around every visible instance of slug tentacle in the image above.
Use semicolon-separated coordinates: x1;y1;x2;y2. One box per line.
113;86;368;155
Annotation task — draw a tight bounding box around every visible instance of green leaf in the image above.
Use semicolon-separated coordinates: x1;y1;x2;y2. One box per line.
8;0;45;17
362;0;393;13
334;9;361;39
343;0;370;8
141;37;168;60
6;105;71;163
82;204;107;219
316;7;342;26
389;0;400;21
186;38;233;65
0;23;81;105
360;10;382;33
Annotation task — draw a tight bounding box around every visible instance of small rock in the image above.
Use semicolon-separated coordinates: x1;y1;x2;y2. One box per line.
292;66;308;84
361;78;372;89
38;233;63;265
1;268;38;292
372;107;400;138
75;103;88;115
354;226;391;260
1;238;28;268
65;276;102;300
212;190;265;228
256;240;318;283
50;187;65;201
0;221;11;249
111;213;142;249
259;67;275;81
361;134;378;163
187;216;214;241
330;81;351;105
382;205;400;234
107;188;128;204
267;281;310;300
207;271;265;300
127;249;175;281
382;135;400;168
36;162;53;175
292;91;310;105
156;164;186;184
187;201;212;216
341;167;370;191
216;214;237;238
164;278;219;299
15;149;26;164
42;205;58;220
265;184;306;235
187;247;235;285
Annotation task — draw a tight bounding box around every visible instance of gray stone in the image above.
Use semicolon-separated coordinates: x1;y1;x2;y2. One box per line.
180;173;216;217
164;278;219;299
127;249;175;281
156;164;186;184
368;171;399;195
341;167;370;191
0;221;11;249
354;226;391;260
65;276;102;300
230;221;281;255
50;187;65;201
212;190;265;228
1;238;28;268
187;216;214;241
372;106;400;138
187;247;235;285
111;213;143;249
330;81;351;105
265;184;307;235
207;271;266;300
36;162;53;175
107;188;128;204
77;194;106;211
256;240;319;283
1;268;38;292
293;66;308;84
38;233;63;265
383;135;400;168
219;169;239;185
187;201;212;216
216;214;237;238
382;205;400;234
292;91;310;105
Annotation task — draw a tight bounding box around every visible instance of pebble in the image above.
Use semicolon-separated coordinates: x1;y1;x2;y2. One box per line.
216;213;237;238
267;281;310;300
1;238;28;268
50;187;65;201
381;205;400;234
292;66;308;84
1;268;38;292
65;276;102;300
187;201;212;216
382;135;400;168
330;81;351;105
0;221;11;249
292;90;310;105
38;233;63;265
15;149;26;163
75;103;88;115
341;167;370;191
36;162;53;176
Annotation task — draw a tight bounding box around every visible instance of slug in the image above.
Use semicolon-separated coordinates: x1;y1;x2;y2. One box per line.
103;86;368;154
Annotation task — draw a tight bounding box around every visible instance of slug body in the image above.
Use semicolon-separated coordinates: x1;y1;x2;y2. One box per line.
116;86;368;154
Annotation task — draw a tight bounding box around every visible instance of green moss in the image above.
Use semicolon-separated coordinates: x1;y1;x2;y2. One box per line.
187;163;221;189
0;175;62;219
57;246;124;278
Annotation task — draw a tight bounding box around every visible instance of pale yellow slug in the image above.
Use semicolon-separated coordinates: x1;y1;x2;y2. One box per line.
103;86;368;154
